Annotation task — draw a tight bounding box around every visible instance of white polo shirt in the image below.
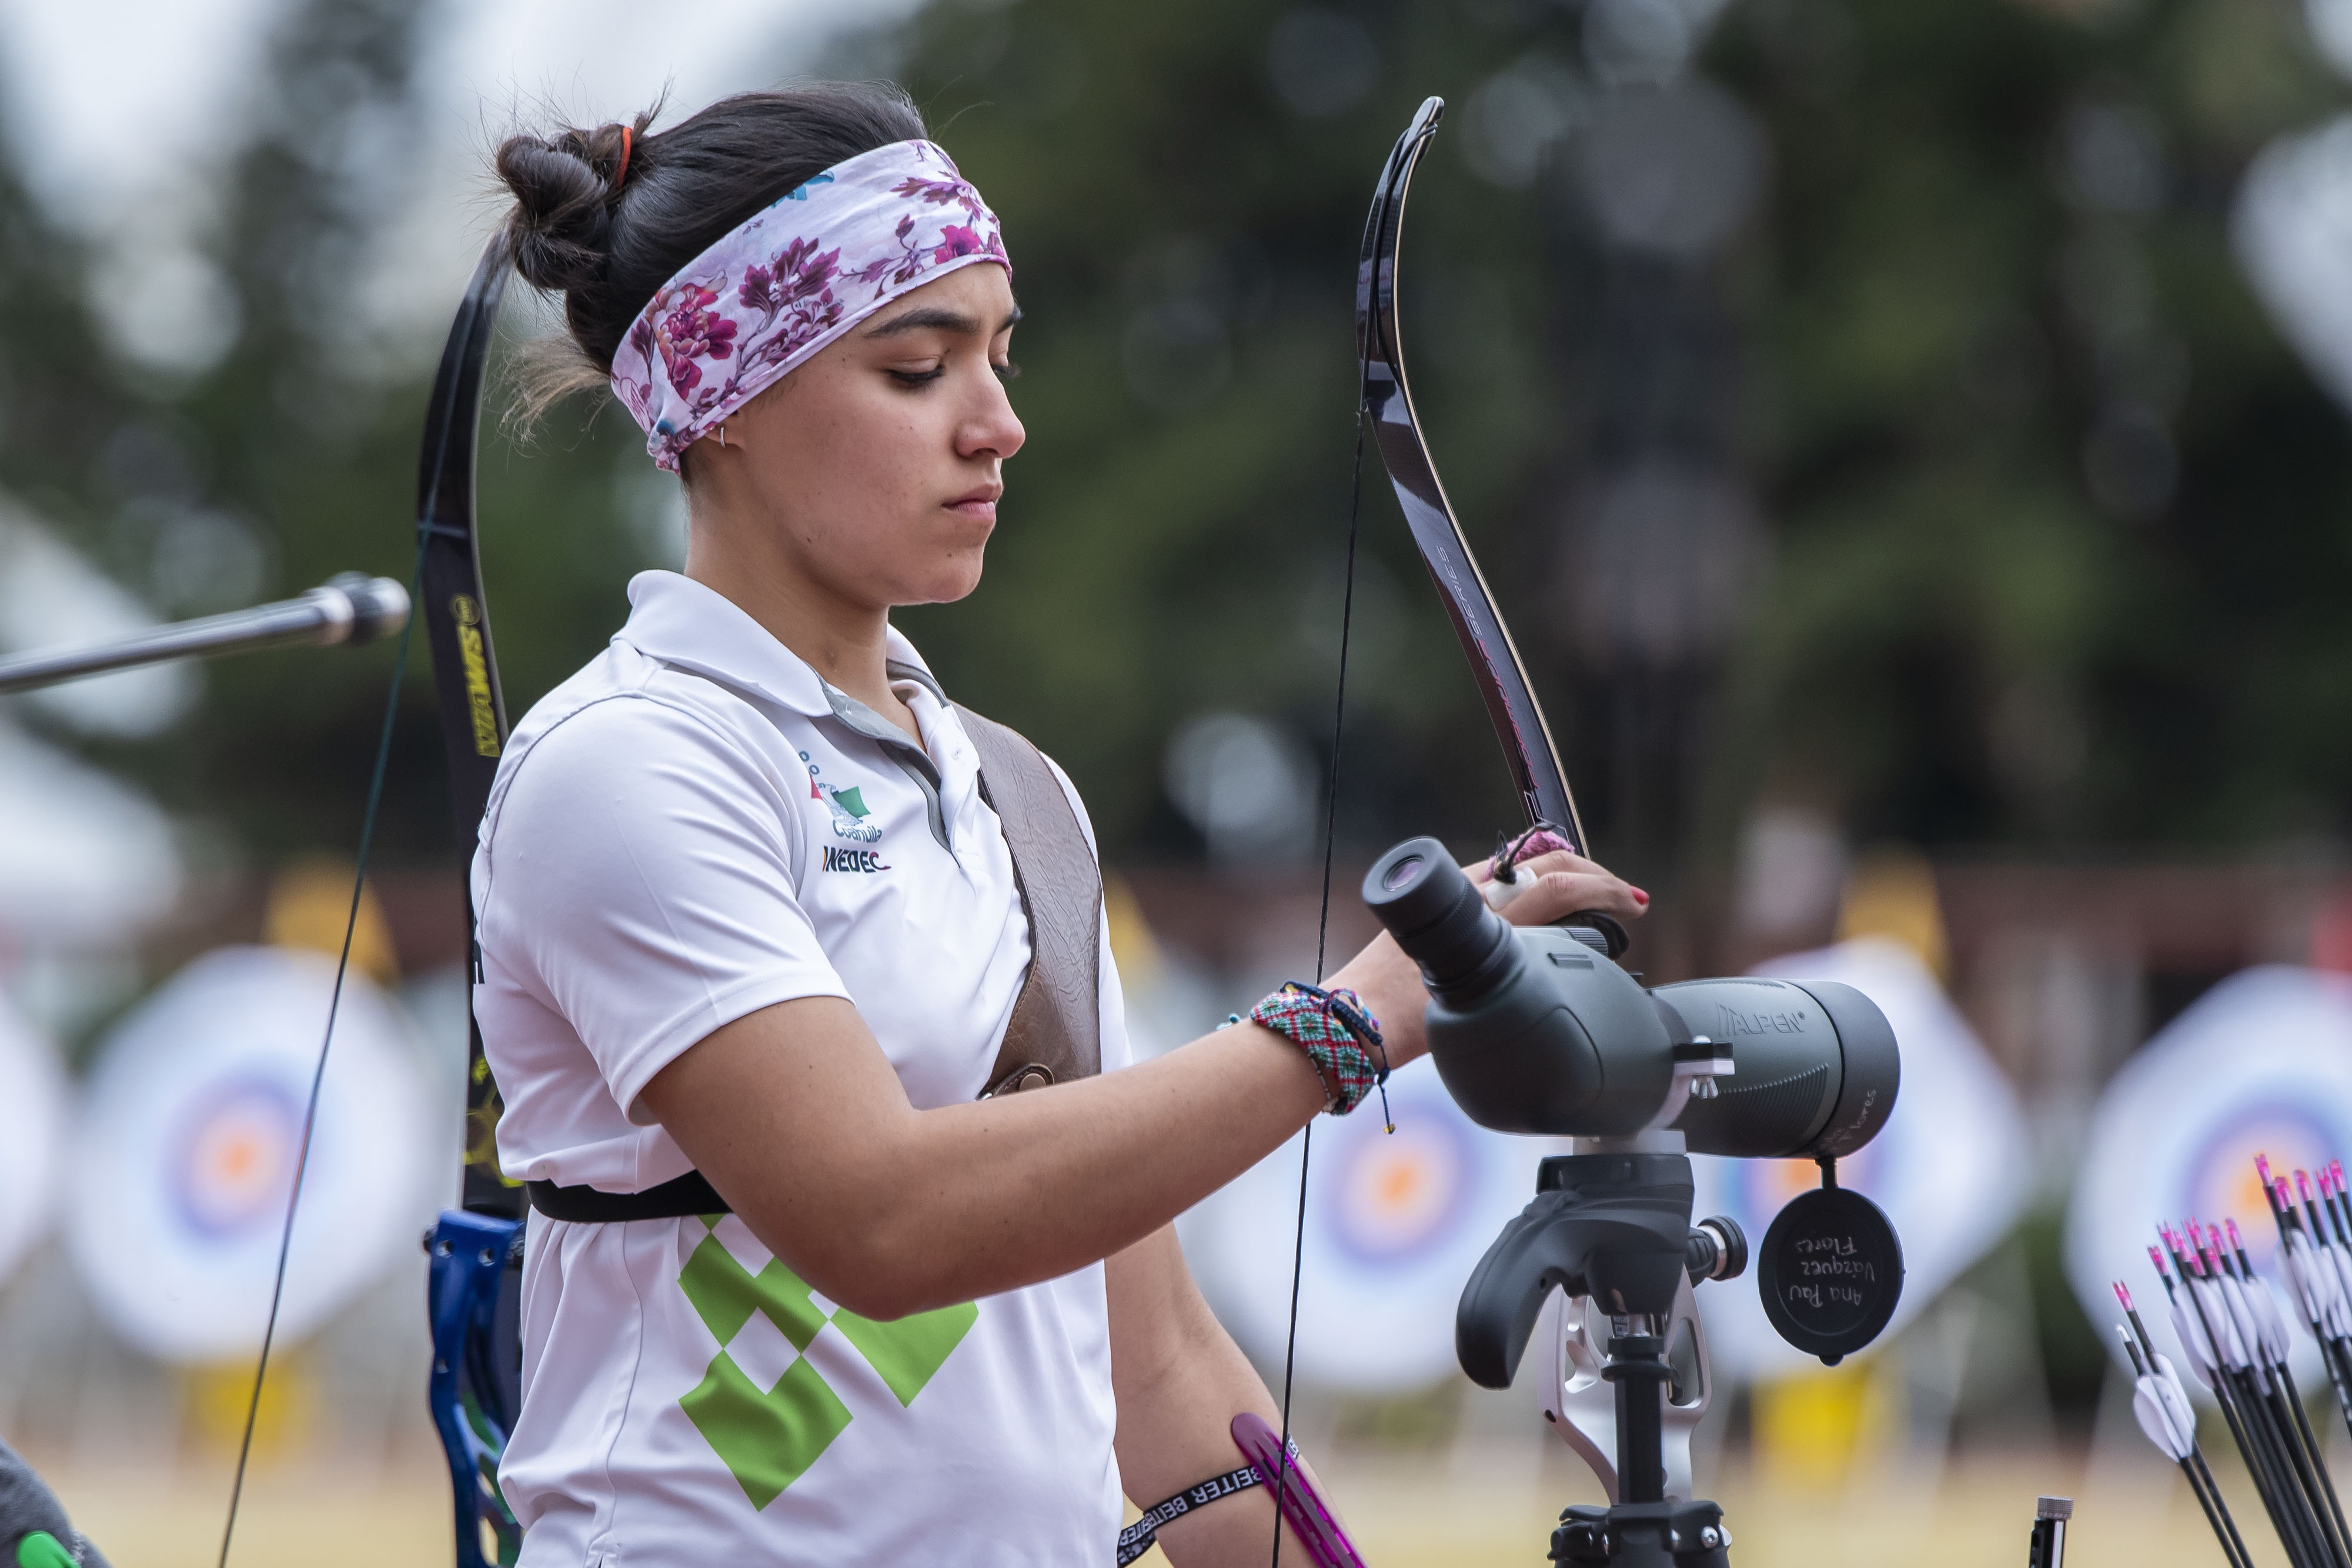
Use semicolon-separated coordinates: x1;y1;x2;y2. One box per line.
472;570;1130;1566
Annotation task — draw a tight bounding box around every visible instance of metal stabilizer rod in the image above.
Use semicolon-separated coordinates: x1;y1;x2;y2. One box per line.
0;573;409;696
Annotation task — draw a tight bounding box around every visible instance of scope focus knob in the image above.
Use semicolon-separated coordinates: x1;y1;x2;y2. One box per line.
1561;911;1629;959
1685;1216;1748;1283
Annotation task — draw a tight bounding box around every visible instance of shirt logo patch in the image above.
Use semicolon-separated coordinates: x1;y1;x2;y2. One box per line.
800;751;885;843
822;845;890;874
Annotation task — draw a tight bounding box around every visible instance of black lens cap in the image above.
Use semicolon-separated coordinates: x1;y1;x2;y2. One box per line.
1756;1186;1904;1365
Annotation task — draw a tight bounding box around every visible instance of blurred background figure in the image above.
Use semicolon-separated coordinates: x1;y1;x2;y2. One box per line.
4;0;2352;1562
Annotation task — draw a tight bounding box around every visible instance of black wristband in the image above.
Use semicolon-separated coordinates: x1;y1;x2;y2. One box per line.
1115;1459;1277;1565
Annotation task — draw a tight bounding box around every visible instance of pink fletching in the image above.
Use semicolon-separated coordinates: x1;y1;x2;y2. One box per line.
2149;1245;2171;1278
2259;1154;2275;1186
2301;1169;2320;1202
2114;1281;2136;1311
2226;1218;2246;1251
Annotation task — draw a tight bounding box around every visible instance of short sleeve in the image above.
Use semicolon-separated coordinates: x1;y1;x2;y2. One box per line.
475;695;850;1118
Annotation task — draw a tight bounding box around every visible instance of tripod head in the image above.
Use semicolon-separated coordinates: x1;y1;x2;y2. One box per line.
1455;1152;1719;1388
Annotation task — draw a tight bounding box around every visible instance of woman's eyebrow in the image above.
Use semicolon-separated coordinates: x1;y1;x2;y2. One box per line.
863;304;1024;339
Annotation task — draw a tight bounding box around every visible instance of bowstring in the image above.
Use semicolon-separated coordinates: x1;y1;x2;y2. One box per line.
216;533;429;1568
1271;390;1373;1567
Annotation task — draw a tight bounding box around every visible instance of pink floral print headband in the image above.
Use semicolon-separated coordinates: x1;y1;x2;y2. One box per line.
609;139;1010;472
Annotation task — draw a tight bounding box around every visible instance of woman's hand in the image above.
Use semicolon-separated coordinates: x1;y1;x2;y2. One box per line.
1471;844;1650;926
1323;846;1648;1073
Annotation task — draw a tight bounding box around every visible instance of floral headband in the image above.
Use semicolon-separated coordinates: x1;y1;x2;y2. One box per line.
609;139;1010;472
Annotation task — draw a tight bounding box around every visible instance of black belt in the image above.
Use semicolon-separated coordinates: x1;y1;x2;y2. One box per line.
526;1169;730;1222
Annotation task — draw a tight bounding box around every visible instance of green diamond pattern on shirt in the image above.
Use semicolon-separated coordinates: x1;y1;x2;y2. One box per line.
680;1232;826;1350
834;1302;979;1407
680;1354;851;1511
677;1219;981;1509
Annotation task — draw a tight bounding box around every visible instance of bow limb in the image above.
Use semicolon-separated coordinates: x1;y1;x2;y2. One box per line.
415;236;526;1568
414;237;523;1216
1355;97;1589;857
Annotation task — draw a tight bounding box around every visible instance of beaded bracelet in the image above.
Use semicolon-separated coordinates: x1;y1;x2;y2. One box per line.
1228;982;1390;1120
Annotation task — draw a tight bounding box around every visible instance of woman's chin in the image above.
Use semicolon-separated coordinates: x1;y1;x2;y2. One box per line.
896;558;988;607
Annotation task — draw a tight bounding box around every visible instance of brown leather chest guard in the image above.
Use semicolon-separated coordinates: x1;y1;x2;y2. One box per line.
957;707;1103;1097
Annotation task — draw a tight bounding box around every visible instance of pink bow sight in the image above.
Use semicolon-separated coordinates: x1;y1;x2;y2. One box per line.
609;138;1011;471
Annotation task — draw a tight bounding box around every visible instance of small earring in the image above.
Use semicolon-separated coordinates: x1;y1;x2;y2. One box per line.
716;425;729;449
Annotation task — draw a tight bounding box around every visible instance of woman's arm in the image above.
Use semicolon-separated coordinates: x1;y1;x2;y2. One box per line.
637;850;1638;1319
1107;1225;1338;1567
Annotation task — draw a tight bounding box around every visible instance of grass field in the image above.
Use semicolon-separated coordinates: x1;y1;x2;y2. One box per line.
31;1442;2266;1567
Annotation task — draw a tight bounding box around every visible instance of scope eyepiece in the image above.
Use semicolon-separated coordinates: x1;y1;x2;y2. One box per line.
1362;837;1515;998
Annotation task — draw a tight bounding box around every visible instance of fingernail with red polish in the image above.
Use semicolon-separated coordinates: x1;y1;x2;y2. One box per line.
1632;887;1650;905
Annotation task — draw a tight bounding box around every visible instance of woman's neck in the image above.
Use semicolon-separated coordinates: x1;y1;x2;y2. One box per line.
683;523;916;740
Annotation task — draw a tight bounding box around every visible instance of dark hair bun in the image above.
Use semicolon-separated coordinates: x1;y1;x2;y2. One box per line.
496;83;925;439
496;122;633;293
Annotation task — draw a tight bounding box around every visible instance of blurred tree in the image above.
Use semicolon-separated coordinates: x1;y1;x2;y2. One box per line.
0;167;126;516
17;0;657;873
10;0;2352;900
1715;0;2352;850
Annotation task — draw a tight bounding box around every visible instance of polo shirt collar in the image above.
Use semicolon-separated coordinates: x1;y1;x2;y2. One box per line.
614;570;943;716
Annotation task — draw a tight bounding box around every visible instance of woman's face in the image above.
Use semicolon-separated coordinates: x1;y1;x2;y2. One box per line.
690;262;1024;613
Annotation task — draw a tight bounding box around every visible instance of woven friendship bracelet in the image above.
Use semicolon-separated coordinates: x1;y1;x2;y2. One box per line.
1243;982;1388;1116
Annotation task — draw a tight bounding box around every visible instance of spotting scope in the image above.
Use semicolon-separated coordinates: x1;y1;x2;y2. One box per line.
1362;838;1899;1156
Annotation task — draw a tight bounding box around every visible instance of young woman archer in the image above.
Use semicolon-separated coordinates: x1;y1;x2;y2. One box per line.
478;81;1646;1566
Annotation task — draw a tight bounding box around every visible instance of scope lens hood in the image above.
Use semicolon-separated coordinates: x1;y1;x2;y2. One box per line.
1655;975;1900;1159
1362;837;1512;993
1782;978;1900;1159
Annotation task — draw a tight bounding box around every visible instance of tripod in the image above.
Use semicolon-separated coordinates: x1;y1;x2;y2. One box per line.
1456;1151;1736;1567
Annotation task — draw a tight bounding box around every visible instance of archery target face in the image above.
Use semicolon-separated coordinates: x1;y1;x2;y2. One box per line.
1178;1055;1553;1392
2065;966;2352;1383
1692;938;2031;1381
1331;1113;1474;1262
2184;1107;2338;1275
0;994;65;1290
173;1075;305;1236
65;945;436;1362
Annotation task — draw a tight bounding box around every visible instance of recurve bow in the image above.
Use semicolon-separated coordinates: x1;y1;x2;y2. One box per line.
413;236;528;1568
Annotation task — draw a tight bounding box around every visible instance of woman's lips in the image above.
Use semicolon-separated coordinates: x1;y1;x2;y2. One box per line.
946;490;1000;521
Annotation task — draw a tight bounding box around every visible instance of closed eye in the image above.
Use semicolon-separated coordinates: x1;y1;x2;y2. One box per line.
888;366;946;387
